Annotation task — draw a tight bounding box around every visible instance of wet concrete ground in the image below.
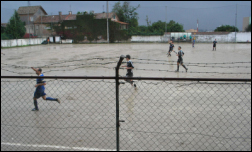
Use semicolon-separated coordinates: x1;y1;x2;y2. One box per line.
1;43;251;151
1;42;251;78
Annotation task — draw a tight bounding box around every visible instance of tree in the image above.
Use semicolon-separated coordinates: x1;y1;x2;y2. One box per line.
5;10;26;39
112;1;140;35
1;26;6;34
145;15;151;27
245;24;251;32
214;25;239;32
166;20;184;32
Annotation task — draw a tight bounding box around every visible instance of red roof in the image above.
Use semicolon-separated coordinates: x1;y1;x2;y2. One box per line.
113;20;129;25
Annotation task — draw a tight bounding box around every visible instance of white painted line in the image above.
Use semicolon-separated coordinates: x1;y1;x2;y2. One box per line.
1;142;124;151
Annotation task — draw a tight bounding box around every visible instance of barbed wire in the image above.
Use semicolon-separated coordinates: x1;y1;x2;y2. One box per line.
2;56;251;75
1;66;251;75
120;128;251;140
2;61;251;70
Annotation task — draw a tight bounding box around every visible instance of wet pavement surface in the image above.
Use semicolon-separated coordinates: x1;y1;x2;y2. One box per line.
1;43;251;151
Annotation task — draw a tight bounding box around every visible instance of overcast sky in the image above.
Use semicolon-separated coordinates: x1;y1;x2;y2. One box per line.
1;1;251;31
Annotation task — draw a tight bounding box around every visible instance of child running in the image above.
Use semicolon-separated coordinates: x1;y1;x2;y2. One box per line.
31;67;60;111
121;55;136;88
167;41;175;56
175;46;188;72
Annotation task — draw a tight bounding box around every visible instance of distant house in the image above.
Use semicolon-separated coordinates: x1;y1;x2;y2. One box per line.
34;11;76;36
95;12;129;30
1;23;7;28
17;6;48;35
33;11;129;37
185;29;197;32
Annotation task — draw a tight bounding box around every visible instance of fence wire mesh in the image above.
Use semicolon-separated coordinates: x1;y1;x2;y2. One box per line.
1;78;116;151
119;80;251;151
1;78;251;151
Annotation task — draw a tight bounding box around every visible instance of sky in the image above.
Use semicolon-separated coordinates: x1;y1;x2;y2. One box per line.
1;1;251;31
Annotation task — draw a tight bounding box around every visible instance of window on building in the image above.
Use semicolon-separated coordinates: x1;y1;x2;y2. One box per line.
30;17;33;22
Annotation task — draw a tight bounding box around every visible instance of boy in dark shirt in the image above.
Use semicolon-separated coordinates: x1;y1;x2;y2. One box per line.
213;39;217;51
175;46;188;72
168;41;175;56
121;55;136;88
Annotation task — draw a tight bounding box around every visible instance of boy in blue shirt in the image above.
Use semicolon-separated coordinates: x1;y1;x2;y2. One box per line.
31;67;60;111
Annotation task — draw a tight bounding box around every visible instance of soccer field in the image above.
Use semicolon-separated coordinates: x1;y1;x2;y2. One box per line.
1;43;251;151
1;42;251;78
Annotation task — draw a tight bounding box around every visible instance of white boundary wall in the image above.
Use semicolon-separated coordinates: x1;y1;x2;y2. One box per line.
131;35;170;43
1;38;46;47
194;32;251;43
1;38;73;47
131;32;251;43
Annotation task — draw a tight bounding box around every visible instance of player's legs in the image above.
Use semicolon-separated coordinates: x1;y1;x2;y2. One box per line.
168;49;171;56
32;91;41;111
125;73;136;88
32;97;39;111
42;95;60;103
175;61;180;72
125;73;133;85
181;63;188;72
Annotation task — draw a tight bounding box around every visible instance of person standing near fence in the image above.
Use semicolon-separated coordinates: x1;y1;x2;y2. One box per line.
175;46;188;72
213;39;217;51
121;55;136;88
168;41;175;56
31;67;60;111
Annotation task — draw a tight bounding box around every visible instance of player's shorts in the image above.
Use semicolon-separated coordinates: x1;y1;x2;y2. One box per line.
34;90;46;99
126;72;133;77
177;58;183;64
213;44;216;47
169;48;173;52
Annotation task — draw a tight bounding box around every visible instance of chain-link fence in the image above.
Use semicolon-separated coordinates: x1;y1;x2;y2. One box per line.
1;77;117;151
119;80;251;151
1;75;251;151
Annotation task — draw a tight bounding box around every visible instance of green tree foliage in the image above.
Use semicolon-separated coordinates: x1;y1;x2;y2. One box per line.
214;25;239;32
1;26;6;34
4;10;26;39
132;20;184;36
166;20;184;32
112;1;140;36
245;24;251;32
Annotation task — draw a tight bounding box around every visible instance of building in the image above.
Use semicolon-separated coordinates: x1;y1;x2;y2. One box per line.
17;6;48;35
243;17;251;31
33;11;129;37
94;12;128;30
185;29;197;32
34;11;76;37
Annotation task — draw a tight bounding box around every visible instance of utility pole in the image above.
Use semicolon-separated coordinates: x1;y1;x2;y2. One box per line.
235;4;237;43
51;12;52;36
40;11;42;37
107;1;109;43
165;6;167;34
197;19;198;32
14;9;17;46
28;1;30;45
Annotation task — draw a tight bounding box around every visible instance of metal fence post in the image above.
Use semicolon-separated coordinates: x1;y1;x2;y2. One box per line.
115;55;125;151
